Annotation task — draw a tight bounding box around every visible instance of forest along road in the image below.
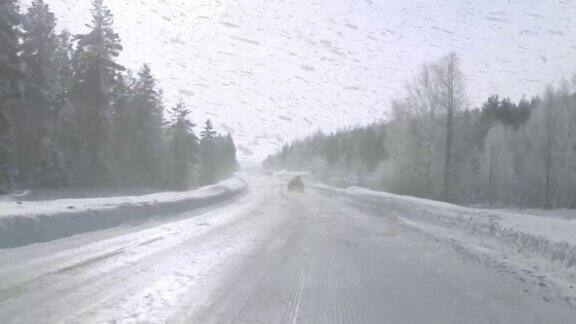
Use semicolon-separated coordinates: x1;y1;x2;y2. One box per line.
0;174;574;323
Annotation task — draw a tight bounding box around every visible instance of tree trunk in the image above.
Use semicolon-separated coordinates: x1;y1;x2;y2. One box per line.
488;148;495;206
544;106;553;209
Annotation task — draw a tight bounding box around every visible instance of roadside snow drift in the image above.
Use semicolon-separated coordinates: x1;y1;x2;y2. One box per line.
316;184;576;271
0;178;247;248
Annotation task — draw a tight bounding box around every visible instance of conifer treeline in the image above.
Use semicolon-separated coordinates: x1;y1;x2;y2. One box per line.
0;0;238;193
266;53;576;209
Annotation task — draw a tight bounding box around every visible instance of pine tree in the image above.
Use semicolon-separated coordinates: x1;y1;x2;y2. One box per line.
223;134;238;175
19;0;65;187
200;119;217;139
130;64;165;187
54;30;74;98
73;0;124;186
170;101;198;189
199;119;218;184
0;0;22;192
110;71;135;185
21;0;58;92
0;0;21;100
0;0;240;192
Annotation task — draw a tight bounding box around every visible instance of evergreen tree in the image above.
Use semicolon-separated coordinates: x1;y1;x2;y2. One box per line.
212;134;238;180
21;0;58;93
19;0;65;187
223;134;238;175
130;64;165;187
73;0;124;186
0;0;239;193
0;0;22;192
0;0;21;100
199;119;218;184
54;30;74;98
170;101;198;189
110;71;135;185
200;119;217;139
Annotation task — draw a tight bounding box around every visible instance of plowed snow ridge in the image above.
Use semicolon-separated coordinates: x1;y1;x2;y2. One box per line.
0;178;247;248
316;184;576;270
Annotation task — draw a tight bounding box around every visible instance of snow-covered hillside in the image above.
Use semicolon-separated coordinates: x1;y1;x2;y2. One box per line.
22;0;576;161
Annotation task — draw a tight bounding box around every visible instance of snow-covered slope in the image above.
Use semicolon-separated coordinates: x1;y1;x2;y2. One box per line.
0;177;247;248
22;0;576;161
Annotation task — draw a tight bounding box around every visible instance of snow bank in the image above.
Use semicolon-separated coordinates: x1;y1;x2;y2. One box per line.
0;178;247;248
315;184;576;270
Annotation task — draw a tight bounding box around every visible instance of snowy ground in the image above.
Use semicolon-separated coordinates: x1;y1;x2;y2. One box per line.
0;178;246;248
0;172;575;322
317;184;576;309
20;0;576;161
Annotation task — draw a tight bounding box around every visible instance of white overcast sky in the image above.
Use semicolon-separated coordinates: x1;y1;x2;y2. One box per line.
23;0;576;160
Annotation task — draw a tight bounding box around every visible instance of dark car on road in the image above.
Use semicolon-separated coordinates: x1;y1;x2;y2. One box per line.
287;176;305;193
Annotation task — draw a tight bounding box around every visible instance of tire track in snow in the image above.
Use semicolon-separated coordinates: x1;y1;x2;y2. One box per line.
289;264;306;324
0;188;269;323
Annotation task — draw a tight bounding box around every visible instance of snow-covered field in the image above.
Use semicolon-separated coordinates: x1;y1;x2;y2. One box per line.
20;0;576;161
0;177;246;248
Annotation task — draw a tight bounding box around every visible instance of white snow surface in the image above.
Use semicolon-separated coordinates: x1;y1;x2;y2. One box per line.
0;177;247;248
315;183;576;304
346;185;576;247
321;184;576;266
19;0;576;161
0;177;245;219
1;172;576;322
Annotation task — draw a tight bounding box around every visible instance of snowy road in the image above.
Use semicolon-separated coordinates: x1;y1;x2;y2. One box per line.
0;174;574;323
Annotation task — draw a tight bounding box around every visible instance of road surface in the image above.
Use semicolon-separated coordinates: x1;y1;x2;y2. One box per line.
0;173;574;323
